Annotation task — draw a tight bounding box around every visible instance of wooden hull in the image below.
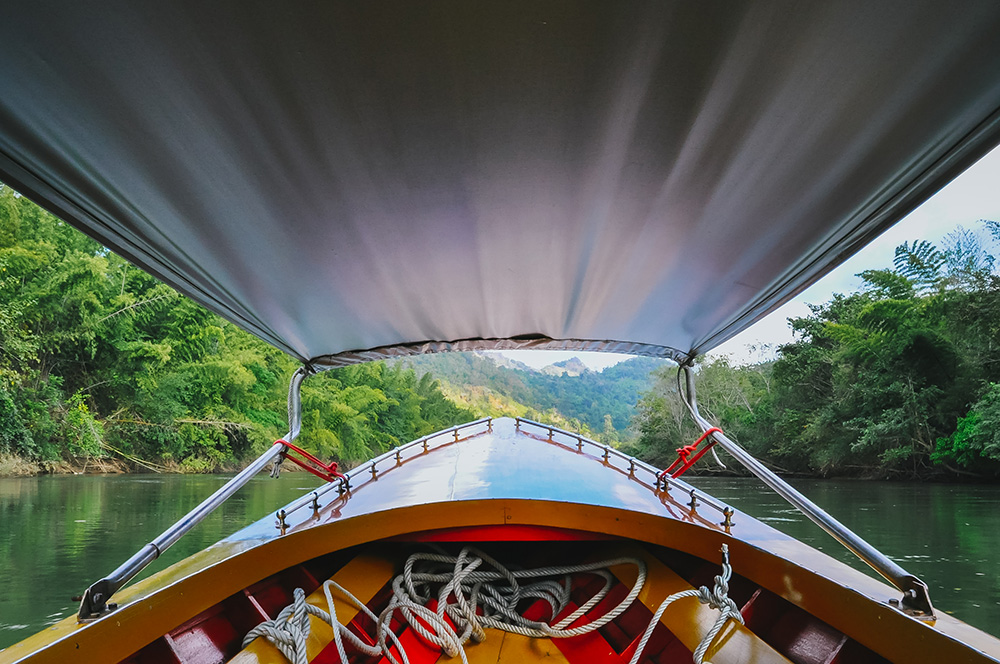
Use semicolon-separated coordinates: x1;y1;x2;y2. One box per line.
4;419;999;664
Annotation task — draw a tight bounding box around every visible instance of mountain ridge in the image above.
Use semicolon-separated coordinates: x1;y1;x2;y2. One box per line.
396;352;668;440
541;356;589;376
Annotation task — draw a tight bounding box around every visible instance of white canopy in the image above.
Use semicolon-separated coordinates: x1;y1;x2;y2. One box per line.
3;2;1000;365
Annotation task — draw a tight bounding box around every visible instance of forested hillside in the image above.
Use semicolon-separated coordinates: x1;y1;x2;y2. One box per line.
7;177;1000;481
399;353;666;441
0;184;472;474
630;224;1000;479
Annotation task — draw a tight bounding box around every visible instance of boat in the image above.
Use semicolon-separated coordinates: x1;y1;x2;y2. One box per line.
4;415;1000;664
3;2;1000;662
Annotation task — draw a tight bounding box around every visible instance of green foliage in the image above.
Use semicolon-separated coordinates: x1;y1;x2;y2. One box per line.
0;388;31;455
634;221;1000;479
63;392;105;457
8;177;999;481
0;184;474;473
630;359;773;468
401;353;665;440
934;383;1000;469
893;240;944;290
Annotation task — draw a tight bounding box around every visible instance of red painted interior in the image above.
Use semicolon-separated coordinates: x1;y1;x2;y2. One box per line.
390;524;620;542
118;531;891;664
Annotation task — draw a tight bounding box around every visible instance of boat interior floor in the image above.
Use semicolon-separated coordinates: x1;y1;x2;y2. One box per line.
120;536;890;664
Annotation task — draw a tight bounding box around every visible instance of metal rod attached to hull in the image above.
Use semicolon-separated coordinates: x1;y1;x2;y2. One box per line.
679;364;934;619
77;365;312;620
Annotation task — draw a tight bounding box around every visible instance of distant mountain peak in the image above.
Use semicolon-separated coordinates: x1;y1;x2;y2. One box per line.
475;351;536;373
542;356;589;377
398;351;666;440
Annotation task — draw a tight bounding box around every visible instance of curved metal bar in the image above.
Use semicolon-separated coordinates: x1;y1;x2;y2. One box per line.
284;365;311;442
77;365;313;620
278;418;493;522
310;337;690;368
679;365;934;618
513;417;733;517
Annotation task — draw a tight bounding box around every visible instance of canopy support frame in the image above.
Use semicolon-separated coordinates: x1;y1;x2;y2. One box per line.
76;365;314;621
678;363;935;619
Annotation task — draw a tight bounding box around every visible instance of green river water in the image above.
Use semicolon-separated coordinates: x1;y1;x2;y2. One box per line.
1;474;998;651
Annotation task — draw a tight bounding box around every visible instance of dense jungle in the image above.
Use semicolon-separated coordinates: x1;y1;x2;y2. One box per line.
0;183;473;474
3;181;1000;479
628;225;1000;479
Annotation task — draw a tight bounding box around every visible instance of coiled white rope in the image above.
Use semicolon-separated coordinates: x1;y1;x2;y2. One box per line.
243;545;740;664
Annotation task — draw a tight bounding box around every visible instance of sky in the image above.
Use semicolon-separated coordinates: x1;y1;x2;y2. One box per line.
500;143;1000;371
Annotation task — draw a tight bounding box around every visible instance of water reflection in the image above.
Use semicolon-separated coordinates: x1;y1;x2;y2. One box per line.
689;476;1000;636
1;474;997;650
0;473;315;649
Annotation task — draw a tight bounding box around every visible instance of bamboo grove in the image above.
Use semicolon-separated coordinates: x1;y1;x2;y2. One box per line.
0;184;472;473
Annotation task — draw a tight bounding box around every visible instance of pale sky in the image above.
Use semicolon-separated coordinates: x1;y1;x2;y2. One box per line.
489;350;636;371
501;143;1000;370
711;142;1000;363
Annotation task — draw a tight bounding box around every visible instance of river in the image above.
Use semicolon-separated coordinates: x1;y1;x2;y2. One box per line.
1;474;998;650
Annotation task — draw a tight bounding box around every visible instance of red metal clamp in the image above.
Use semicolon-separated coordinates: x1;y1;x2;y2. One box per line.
276;440;345;482
658;427;722;479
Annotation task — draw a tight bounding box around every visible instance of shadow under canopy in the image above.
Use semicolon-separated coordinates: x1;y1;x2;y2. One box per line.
2;1;1000;366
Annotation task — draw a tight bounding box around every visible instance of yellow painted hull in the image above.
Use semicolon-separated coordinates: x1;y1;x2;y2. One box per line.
4;419;999;664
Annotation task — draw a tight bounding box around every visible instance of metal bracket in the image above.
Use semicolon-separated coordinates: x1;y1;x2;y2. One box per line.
678;364;935;620
77;579;118;621
895;576;936;620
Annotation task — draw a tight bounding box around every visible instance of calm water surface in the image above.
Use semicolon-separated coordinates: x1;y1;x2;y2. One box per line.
1;474;998;649
690;477;1000;637
0;473;314;649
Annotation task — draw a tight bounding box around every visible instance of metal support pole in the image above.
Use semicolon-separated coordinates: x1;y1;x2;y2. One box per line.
269;365;310;478
285;365;308;442
678;365;934;618
77;365;313;620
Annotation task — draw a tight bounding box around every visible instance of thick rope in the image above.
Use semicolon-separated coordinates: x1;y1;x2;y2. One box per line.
628;544;743;664
243;545;740;664
242;588;310;664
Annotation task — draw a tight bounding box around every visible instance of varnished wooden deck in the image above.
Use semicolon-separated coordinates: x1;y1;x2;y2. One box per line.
4;419;1000;664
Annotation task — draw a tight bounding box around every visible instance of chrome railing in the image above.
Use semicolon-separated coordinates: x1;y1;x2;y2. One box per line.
513;417;734;523
78;360;933;624
274;418;493;531
275;415;734;534
77;366;313;620
677;365;934;618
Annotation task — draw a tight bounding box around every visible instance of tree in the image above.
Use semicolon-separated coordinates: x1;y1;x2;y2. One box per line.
933;383;1000;470
631;221;1000;479
0;183;473;472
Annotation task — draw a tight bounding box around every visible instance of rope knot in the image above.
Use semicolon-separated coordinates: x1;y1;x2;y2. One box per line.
241;545;741;664
242;587;313;664
694;573;742;624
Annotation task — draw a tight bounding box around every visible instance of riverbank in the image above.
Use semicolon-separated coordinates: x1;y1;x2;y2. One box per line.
0;453;327;478
4;451;997;482
0;454;128;477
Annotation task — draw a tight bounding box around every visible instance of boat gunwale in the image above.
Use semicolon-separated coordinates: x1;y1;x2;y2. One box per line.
5;496;999;664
